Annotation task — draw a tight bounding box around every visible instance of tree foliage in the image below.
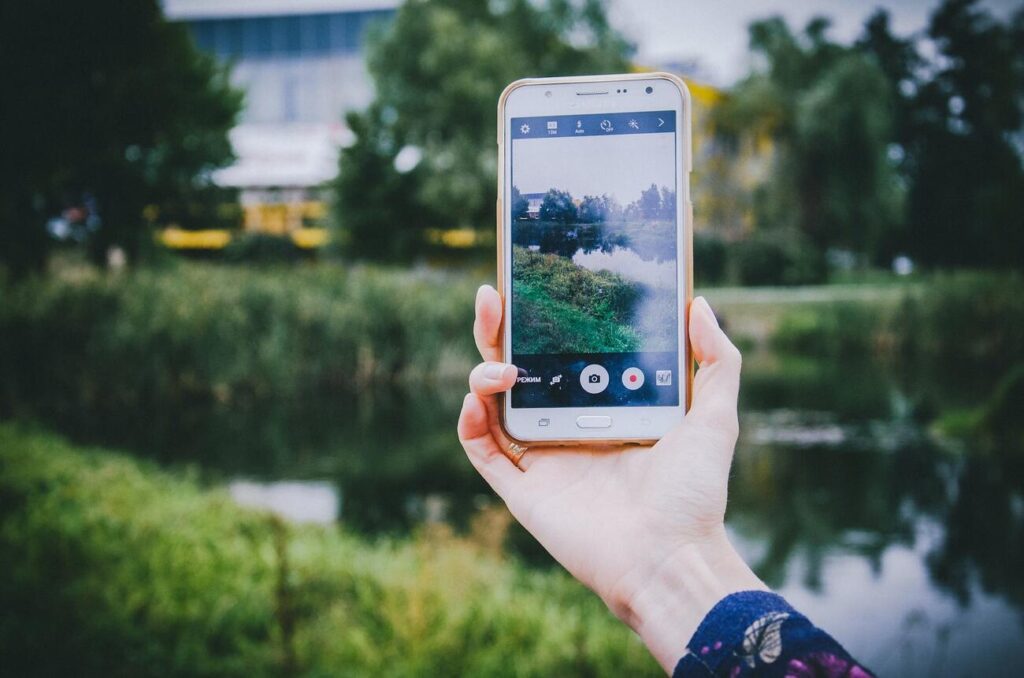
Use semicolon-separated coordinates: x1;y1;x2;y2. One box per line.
716;0;1024;271
539;189;578;224
0;0;242;277
713;17;901;268
510;186;530;222
863;0;1024;269
332;0;633;261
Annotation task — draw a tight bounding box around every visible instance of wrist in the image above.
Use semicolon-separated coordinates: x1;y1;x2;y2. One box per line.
614;528;768;673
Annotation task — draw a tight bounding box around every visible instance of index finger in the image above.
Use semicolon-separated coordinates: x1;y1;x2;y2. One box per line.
473;284;503;362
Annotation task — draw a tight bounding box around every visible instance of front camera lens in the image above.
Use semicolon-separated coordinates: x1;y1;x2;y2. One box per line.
645;86;654;94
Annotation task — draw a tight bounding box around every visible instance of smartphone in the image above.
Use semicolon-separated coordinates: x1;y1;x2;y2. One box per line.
497;72;693;445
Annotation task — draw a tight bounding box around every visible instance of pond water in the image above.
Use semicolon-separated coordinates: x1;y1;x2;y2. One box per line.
36;344;1024;676
572;246;676;288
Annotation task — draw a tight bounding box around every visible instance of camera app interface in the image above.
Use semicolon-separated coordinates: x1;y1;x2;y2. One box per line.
509;110;679;408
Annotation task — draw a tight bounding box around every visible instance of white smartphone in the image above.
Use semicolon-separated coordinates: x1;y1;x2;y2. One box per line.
496;72;693;445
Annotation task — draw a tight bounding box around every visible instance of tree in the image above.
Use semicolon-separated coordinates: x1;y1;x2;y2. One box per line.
332;0;632;260
510;186;530;222
713;17;901;268
637;184;663;220
333;104;437;260
659;187;677;221
539;190;577;224
897;0;1024;268
0;0;242;277
577;195;609;223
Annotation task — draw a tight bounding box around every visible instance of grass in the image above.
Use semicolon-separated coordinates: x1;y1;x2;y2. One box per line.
0;261;481;419
699;283;909;350
512;279;640;354
0;422;660;677
511;246;649;354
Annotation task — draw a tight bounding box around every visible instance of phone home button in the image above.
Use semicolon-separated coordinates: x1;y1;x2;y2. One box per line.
576;415;612;429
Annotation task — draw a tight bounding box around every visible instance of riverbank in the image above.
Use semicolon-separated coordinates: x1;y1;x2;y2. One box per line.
3;263;1018;456
0;423;658;676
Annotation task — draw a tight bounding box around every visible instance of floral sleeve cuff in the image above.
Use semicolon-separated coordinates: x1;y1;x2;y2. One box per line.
672;591;874;677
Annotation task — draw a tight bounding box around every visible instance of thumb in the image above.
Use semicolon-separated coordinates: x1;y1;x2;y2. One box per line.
686;296;741;440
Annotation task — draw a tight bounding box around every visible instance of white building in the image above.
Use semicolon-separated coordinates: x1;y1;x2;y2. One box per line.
163;0;398;234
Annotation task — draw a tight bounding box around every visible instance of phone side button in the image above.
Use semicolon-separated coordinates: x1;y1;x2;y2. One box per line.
576;415;612;429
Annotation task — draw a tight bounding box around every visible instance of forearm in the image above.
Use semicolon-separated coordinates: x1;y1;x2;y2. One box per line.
617;528;873;677
616;527;768;673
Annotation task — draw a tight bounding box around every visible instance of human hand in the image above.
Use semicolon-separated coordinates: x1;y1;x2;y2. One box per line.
458;286;766;672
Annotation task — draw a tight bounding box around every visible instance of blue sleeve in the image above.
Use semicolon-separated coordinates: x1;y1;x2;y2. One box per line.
672;591;875;677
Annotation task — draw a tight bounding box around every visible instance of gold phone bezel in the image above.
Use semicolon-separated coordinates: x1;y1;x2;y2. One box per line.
495;72;694;447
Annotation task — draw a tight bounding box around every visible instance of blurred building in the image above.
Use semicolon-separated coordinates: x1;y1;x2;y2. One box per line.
162;0;397;240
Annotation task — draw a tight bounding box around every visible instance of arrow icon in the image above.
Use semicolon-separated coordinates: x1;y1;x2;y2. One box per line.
657;117;665;127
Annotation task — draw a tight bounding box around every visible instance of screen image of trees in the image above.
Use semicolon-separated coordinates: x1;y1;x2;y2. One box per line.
511;185;678;355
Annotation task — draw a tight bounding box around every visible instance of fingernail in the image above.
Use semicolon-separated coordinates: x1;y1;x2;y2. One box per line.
484;362;511;379
695;296;719;328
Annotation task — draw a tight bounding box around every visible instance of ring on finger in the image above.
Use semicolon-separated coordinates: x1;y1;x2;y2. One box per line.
505;441;528;470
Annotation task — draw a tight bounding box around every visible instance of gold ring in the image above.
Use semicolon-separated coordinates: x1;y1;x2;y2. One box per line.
506;442;528;470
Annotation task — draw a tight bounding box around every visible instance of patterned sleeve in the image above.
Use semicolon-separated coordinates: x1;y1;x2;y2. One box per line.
672;591;874;677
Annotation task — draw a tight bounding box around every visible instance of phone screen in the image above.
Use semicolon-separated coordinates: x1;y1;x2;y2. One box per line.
509;110;680;409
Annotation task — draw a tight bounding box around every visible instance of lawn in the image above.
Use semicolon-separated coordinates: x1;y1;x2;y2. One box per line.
512;245;650;354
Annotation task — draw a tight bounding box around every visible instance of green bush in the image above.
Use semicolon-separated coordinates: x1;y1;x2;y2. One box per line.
770;302;886;358
766;272;1024;452
769;273;1024;368
0;262;480;420
890;271;1024;421
511;246;653;353
893;271;1024;376
732;232;824;286
0;424;280;676
937;364;1024;452
512;246;641;327
512;279;640;354
224;233;305;264
693;232;728;285
0;423;659;676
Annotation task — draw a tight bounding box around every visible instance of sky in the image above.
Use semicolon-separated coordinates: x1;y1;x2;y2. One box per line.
512;132;676;205
609;0;1022;87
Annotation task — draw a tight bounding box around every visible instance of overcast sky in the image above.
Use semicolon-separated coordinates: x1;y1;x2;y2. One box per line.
609;0;1021;86
513;132;676;205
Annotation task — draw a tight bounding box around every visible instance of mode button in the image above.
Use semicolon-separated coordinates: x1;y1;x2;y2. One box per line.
576;415;612;429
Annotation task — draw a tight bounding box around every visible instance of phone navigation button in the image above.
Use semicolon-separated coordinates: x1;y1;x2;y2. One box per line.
576;416;612;429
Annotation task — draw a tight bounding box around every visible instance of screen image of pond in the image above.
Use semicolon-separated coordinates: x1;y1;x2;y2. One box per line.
36;321;1024;677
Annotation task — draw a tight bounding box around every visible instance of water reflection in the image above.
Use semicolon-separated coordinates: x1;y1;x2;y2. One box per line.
229;479;339;525
512;219;676;262
19;346;1024;675
572;246;676;289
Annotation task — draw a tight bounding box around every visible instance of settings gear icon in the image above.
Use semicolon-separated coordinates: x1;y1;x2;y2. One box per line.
520;123;530;134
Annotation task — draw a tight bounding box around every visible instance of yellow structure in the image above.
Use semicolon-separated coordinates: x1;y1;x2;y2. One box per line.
157;201;331;251
157;228;233;250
